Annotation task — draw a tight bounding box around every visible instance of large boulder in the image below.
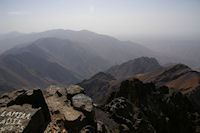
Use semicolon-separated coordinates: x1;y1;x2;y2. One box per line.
44;85;96;133
0;89;50;133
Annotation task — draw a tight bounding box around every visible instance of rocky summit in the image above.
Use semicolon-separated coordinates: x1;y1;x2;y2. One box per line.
0;82;200;133
0;85;111;133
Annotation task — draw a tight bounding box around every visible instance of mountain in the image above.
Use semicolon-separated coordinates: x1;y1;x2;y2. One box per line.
134;64;200;94
79;57;163;104
0;30;159;94
4;37;109;78
80;62;200;105
78;72;116;104
0;29;157;65
106;57;162;79
0;51;79;94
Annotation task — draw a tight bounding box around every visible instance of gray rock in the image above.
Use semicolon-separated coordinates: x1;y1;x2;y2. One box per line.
72;93;93;112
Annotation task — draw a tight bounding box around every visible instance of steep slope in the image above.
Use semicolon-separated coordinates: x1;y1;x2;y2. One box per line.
4;38;109;79
134;64;200;94
78;72;116;104
106;57;162;79
0;52;79;94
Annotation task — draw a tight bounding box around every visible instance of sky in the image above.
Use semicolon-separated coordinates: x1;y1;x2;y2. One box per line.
0;0;200;39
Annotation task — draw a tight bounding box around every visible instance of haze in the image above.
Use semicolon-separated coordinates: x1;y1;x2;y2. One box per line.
0;0;200;39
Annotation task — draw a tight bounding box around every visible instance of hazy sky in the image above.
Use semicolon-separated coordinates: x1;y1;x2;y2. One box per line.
0;0;200;38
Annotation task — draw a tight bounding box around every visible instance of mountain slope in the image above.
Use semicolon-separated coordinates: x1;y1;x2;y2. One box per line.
78;72;116;104
80;63;200;105
79;57;163;104
106;57;162;79
0;29;157;65
134;64;200;94
0;52;79;94
4;38;110;79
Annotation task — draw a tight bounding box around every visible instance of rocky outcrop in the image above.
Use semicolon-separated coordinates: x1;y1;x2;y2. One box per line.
0;85;112;133
0;89;51;133
103;79;200;133
1;81;199;133
43;85;98;133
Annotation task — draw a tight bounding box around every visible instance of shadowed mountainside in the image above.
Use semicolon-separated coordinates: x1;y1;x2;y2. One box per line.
0;52;79;94
78;72;116;104
79;57;162;104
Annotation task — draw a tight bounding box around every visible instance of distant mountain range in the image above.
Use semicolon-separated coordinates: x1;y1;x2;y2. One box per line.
0;29;200;97
0;30;162;93
0;29;156;65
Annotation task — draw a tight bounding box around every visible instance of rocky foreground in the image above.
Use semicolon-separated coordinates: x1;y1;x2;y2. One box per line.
0;85;112;133
0;81;200;133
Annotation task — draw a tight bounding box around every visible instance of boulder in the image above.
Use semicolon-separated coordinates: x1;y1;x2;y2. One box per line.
44;85;96;133
72;94;93;113
0;89;50;133
66;85;85;100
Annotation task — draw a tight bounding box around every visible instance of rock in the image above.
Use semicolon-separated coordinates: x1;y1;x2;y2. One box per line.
44;85;96;133
0;89;50;133
66;85;84;99
97;121;111;133
72;94;93;112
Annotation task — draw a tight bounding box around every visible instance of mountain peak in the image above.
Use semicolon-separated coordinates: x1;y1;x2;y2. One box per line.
106;57;162;79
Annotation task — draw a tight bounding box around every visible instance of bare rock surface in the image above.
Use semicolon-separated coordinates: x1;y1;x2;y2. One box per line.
72;93;93;112
0;89;50;133
43;85;97;133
